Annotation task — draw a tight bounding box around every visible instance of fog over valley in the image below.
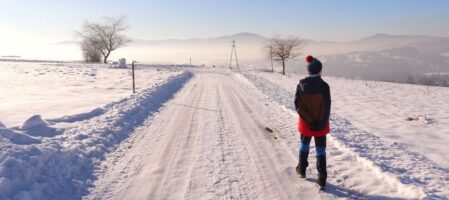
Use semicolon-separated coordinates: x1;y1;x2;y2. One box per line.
4;32;449;86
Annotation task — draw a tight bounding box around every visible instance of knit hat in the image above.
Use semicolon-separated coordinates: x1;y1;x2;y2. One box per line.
307;56;322;74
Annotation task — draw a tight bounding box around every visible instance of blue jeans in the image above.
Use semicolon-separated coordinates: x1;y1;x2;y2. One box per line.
298;135;327;176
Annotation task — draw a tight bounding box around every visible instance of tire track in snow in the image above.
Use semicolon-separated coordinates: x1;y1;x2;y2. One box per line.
118;77;204;200
86;74;201;200
185;74;257;199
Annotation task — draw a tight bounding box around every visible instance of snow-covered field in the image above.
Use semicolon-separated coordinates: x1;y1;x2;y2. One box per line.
0;62;180;128
1;62;448;199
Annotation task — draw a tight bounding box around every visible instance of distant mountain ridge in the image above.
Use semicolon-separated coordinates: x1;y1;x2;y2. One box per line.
359;33;448;42
55;32;269;46
56;32;449;49
132;32;269;46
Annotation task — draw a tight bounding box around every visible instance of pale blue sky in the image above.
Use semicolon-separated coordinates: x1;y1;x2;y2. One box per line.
1;0;449;43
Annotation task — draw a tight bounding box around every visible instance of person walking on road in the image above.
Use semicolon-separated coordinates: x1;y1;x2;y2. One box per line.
294;55;331;188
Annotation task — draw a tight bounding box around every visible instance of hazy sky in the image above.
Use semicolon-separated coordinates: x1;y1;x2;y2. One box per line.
1;0;449;44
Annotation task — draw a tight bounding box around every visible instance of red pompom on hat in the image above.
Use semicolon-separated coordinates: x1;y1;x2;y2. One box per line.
306;55;314;63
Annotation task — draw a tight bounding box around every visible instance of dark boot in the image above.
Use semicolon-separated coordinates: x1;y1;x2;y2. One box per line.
296;165;306;178
316;155;327;187
297;151;309;178
317;174;327;188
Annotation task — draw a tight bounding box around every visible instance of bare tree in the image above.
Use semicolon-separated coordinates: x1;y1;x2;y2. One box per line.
81;38;102;62
265;34;304;75
78;17;131;63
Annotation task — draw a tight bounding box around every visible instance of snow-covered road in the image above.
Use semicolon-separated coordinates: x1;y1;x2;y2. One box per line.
86;72;328;199
86;71;425;199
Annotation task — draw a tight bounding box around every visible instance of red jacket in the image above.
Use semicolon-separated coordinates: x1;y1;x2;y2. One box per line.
298;117;329;136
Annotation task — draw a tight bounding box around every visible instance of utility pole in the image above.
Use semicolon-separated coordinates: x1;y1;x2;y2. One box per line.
190;57;192;65
132;61;137;94
269;41;274;72
229;42;234;70
229;40;240;71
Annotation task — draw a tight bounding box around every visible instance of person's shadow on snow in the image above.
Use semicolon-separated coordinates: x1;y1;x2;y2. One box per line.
304;177;407;200
284;166;405;199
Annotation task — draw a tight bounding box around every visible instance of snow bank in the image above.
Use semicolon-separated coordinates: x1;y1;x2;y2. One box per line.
0;71;193;200
0;128;41;145
21;115;49;130
20;115;59;137
47;108;105;123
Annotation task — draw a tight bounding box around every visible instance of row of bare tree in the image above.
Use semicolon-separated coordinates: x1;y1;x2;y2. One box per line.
78;17;304;74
